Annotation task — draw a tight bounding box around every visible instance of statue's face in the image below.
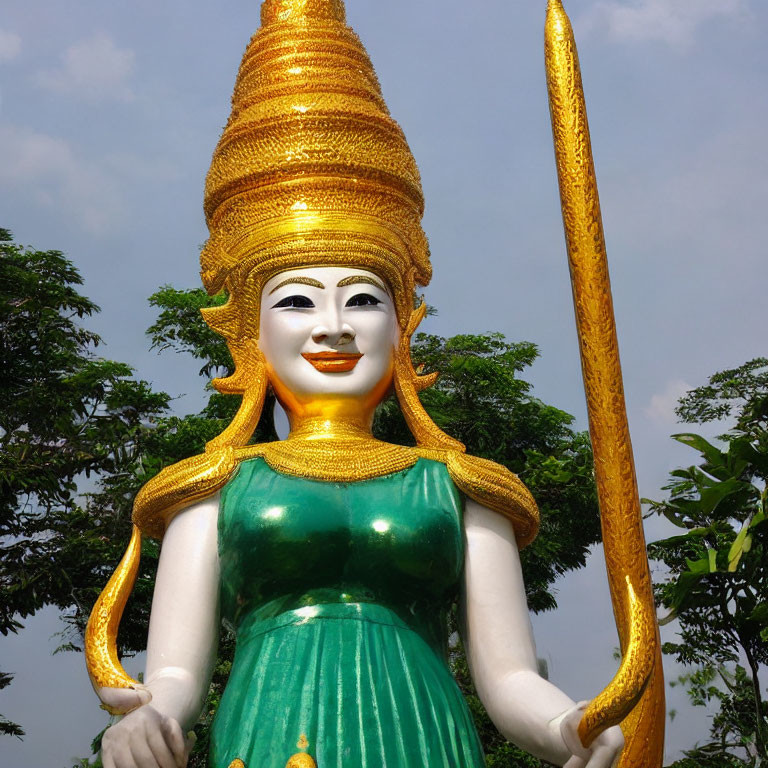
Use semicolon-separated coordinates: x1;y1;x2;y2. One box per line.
259;266;399;416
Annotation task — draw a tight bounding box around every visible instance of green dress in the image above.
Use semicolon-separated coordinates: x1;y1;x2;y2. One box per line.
210;456;485;768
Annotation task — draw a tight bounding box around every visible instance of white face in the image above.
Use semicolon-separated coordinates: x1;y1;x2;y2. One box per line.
258;266;400;413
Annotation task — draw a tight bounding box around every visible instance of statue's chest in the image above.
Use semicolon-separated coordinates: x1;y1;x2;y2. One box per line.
217;457;464;625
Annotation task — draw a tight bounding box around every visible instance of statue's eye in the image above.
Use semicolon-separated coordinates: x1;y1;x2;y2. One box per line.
272;294;315;309
345;293;381;307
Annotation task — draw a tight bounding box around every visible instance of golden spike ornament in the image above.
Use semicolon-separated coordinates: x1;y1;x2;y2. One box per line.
544;0;665;763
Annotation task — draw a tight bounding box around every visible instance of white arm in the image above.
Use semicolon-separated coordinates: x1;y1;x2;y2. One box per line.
143;493;221;728
100;494;220;768
461;498;623;767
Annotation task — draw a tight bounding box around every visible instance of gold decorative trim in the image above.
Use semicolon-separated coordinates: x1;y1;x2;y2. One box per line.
445;452;538;548
237;438;415;483
393;303;464;451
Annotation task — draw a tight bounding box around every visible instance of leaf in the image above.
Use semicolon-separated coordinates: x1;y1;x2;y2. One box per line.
656;504;691;529
729;437;768;476
749;603;768;627
696;477;751;517
672;433;726;467
666;570;705;613
727;520;752;572
686;556;708;574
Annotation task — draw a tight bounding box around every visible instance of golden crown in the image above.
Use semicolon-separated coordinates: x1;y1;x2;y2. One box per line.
201;0;431;319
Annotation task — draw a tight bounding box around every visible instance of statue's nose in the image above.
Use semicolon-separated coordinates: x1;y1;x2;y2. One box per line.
311;322;356;347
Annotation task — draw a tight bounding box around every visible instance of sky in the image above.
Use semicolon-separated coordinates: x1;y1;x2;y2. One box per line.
1;0;766;764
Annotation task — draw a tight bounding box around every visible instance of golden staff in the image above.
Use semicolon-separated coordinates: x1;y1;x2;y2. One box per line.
544;1;665;764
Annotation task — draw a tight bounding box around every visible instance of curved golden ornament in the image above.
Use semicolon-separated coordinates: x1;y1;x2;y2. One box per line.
394;303;465;452
84;524;142;706
205;349;268;448
544;0;664;761
576;576;655;742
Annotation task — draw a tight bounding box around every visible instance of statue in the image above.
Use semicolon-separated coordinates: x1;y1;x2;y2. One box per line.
85;1;663;766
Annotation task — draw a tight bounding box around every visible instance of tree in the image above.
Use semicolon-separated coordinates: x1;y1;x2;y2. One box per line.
0;230;172;737
645;359;768;766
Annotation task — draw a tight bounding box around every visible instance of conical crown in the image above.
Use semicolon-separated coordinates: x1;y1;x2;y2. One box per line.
201;0;430;317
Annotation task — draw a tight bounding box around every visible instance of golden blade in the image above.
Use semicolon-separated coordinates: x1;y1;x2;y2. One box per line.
544;1;665;763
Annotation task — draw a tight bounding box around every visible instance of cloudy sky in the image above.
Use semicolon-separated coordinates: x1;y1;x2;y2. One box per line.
1;0;766;765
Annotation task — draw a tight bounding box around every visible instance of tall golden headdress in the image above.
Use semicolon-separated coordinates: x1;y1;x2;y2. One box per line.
201;0;430;325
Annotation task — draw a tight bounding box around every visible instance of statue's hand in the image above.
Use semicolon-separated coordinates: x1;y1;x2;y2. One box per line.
101;700;195;768
560;701;624;768
97;685;152;715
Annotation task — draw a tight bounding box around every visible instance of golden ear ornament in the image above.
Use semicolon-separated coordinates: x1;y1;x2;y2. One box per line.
393;302;464;453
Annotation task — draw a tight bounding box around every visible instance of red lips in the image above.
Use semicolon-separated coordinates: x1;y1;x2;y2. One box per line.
301;351;363;373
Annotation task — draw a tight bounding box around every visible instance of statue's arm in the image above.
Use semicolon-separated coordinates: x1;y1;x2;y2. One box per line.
100;494;220;768
461;498;623;767
143;492;221;726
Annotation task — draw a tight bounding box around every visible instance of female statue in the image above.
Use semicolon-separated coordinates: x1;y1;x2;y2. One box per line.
85;1;640;766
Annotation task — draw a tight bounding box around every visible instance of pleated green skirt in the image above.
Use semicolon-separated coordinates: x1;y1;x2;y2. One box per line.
210;602;485;768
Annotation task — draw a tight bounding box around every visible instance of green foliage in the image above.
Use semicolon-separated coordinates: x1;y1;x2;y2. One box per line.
0;670;24;738
675;358;768;429
0;230;171;736
646;359;768;765
147;286;231;379
665;753;751;768
0;230;168;533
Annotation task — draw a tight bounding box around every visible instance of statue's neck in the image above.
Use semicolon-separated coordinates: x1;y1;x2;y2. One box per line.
286;413;374;442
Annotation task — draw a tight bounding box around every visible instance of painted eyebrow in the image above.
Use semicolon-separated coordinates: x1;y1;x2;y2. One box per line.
336;275;388;293
268;276;325;295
